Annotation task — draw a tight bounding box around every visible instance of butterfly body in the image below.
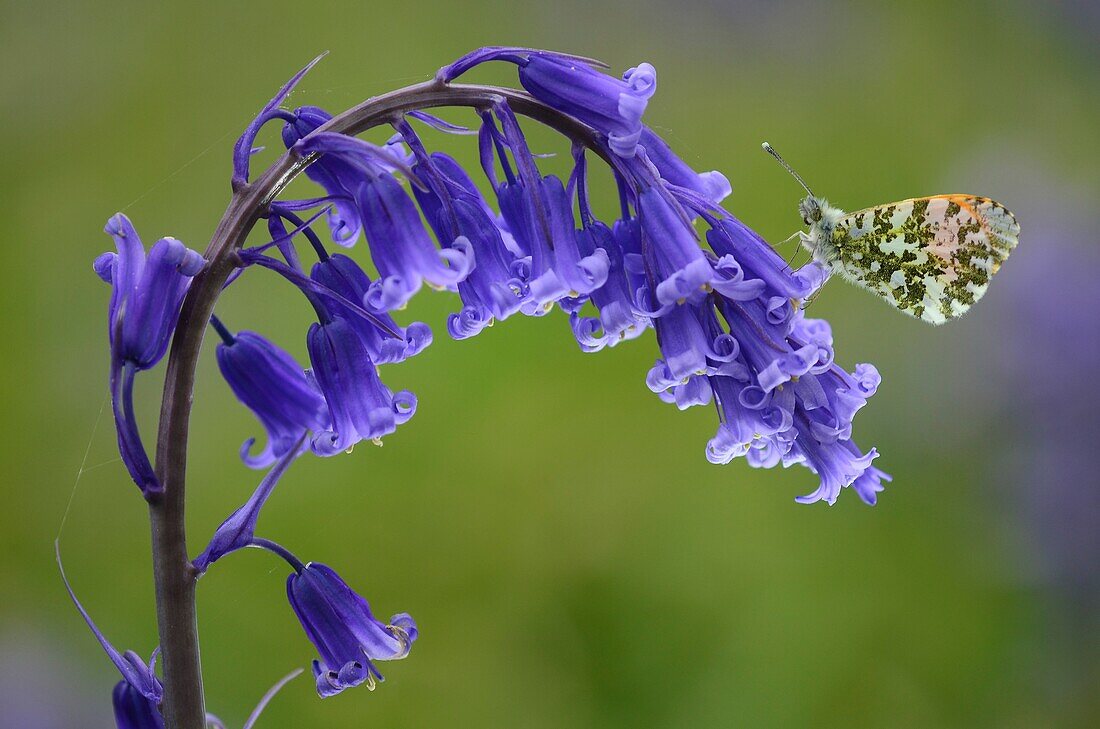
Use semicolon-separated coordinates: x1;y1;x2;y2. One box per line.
797;193;1019;325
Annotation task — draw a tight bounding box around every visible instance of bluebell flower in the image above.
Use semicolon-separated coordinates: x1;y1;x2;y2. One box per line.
518;55;656;158
307;317;417;455
638;127;731;204
291;132;472;311
567;219;650;351
631;189;888;504
701;309;889;506
94;213;205;496
442;48;657;157
353;172;473;311
212;319;329;468
287;562;418;697
192;452;416;698
281;106;366;245
408;147;529;339
58;543;163;728
234;220;419;457
705;215;827;300
636;186;716;307
309;253;433;362
488;103;610;312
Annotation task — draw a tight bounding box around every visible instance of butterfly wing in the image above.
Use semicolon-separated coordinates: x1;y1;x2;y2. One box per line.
827;195;1019;324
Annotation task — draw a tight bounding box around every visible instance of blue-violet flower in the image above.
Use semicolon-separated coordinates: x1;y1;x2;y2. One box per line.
94;213;204;496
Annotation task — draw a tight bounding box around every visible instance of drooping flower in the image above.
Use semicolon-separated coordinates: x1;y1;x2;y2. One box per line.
405;135;529;338
222;47;888;506
309;252;434;363
488;102;610;312
280;106;367;245
191;441;416;698
638;126;731;205
561;148;651;351
233;219;420;458
517;55;656;158
286;562;418;697
94;213;205;496
57;543;164;728
624;173;887;504
211;319;329;468
567;218;650;351
291;131;472;311
636;186;716;307
307;317;417;455
442;48;657;157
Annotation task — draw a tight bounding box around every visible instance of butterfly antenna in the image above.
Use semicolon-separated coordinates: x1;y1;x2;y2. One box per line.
762;142;815;198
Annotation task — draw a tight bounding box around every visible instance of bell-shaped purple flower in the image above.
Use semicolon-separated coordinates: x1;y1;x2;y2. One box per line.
355;175;472;311
521;175;610;310
567;220;651;351
58;544;163;727
287;562;418;697
518;56;656;158
94;213;205;496
440;48;656;157
213;321;329;468
488;105;610;312
635;197;888;504
652;301;718;381
281;106;365;245
286;130;470;311
784;429;890;506
95;214;205;369
112;679;163;729
307;317;417;455
706;216;827;300
636;188;715;307
638;127;731;204
310;253;433;362
409;151;529;338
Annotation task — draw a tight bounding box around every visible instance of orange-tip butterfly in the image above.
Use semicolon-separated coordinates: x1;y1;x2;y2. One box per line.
763;142;1019;324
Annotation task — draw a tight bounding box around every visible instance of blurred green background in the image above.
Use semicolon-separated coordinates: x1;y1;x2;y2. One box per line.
3;1;1097;727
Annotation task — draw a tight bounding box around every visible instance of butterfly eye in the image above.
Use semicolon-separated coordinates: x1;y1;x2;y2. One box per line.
798;198;821;226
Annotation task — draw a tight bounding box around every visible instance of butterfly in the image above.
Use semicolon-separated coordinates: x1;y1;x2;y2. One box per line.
762;142;1019;324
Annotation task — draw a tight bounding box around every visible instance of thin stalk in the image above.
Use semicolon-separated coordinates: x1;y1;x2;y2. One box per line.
147;79;606;728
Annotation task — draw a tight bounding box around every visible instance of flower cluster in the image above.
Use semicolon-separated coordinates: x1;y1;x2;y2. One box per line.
83;46;890;727
214;47;887;505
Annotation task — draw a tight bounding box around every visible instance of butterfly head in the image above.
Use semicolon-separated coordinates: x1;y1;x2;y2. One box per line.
798;196;823;227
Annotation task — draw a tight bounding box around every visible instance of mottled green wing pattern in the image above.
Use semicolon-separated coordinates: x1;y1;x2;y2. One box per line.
829;195;1019;324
